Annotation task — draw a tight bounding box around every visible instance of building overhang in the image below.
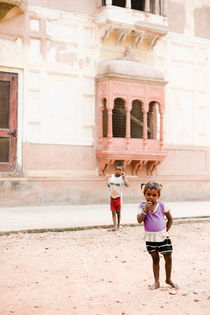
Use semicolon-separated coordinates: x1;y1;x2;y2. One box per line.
0;0;27;22
97;58;167;84
96;5;168;49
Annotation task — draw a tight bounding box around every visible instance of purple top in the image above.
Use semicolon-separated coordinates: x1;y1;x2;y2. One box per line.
139;201;169;232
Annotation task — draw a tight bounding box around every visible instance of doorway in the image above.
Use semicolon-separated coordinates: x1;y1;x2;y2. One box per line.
0;72;18;171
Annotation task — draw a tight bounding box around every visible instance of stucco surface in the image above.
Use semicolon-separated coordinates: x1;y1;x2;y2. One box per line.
28;0;97;15
194;6;210;39
168;1;185;34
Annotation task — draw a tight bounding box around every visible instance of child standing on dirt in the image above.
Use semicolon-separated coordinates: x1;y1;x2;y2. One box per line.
137;181;178;290
107;163;129;231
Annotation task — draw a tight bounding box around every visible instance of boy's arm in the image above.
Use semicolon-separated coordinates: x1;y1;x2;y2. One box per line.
165;211;173;231
106;175;111;187
122;173;129;187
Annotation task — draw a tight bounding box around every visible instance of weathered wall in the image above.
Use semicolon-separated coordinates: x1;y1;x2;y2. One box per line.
168;0;210;39
0;1;210;204
28;0;97;15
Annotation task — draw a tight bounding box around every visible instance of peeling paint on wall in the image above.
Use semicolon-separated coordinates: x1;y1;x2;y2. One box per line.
194;6;210;39
168;1;185;34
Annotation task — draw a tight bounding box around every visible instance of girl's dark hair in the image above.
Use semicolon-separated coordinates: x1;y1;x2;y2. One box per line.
141;181;162;196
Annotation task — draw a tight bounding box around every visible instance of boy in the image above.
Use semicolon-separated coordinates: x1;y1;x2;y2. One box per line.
107;163;129;231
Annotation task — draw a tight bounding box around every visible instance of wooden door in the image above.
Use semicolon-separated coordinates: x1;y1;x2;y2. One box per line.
0;72;18;171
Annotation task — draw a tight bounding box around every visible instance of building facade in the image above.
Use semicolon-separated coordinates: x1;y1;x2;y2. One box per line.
0;0;210;205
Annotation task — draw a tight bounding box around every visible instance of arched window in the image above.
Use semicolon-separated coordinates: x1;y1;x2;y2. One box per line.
112;98;126;138
103;99;108;137
147;101;160;139
131;0;144;11
130;100;143;138
112;0;126;8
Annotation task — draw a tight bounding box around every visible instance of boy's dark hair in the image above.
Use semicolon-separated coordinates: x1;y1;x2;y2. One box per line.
115;162;124;170
141;181;162;197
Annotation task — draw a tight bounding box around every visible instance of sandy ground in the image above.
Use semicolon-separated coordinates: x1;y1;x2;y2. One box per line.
0;222;209;315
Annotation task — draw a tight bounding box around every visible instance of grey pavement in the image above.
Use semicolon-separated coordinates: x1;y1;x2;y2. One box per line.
0;201;210;233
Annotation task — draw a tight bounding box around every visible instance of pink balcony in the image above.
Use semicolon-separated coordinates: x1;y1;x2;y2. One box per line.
96;55;168;176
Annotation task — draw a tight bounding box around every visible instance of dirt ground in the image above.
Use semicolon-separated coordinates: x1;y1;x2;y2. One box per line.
0;221;210;315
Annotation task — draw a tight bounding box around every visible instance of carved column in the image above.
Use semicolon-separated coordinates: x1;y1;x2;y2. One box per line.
106;0;112;6
145;0;150;13
162;0;168;17
107;108;113;145
143;110;148;150
160;112;164;150
98;106;103;147
154;0;160;15
126;0;131;9
125;108;131;148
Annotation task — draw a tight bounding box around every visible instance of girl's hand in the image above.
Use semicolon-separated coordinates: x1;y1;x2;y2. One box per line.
145;201;154;210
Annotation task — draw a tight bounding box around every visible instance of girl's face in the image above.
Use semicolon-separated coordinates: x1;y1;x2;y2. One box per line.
144;188;159;203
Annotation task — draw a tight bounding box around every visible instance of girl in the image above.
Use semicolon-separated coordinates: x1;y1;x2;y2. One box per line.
137;181;178;290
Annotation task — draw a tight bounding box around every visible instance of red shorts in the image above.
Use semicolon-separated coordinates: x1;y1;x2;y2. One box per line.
110;197;121;212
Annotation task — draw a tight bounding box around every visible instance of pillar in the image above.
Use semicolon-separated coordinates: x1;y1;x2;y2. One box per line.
106;0;112;6
160;112;164;150
126;0;131;9
107;108;113;144
125;108;131;140
145;0;150;13
162;0;168;17
143;110;148;150
154;0;160;15
98;106;103;146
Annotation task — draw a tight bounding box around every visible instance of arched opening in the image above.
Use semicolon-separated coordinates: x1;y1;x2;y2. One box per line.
112;0;126;8
102;98;108;137
131;0;144;11
130;100;143;138
112;98;126;138
147;101;160;139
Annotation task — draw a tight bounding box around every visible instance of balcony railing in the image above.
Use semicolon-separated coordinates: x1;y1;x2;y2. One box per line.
96;0;168;48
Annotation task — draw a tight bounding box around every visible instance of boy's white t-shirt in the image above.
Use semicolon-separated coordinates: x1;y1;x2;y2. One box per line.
107;175;125;199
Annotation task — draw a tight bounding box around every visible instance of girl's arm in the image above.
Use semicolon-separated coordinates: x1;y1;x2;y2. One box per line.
137;202;150;223
165;211;173;231
137;212;146;223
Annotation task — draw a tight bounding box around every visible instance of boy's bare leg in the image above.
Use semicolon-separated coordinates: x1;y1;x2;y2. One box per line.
116;211;121;229
111;211;117;230
149;251;160;289
163;253;178;289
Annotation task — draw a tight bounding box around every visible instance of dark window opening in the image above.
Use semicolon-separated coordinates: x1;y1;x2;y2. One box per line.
112;0;126;8
112;98;126;138
131;0;144;11
130;100;143;138
103;99;108;137
0;80;10;129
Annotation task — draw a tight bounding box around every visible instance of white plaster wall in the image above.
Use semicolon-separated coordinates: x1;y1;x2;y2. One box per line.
155;32;210;147
25;6;98;146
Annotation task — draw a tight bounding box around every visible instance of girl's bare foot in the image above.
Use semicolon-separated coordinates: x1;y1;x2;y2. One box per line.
166;279;178;289
149;282;160;290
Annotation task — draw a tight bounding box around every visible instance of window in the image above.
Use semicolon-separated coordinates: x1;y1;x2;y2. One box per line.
112;0;126;7
130;100;143;138
131;0;144;11
102;98;108;137
112;98;126;138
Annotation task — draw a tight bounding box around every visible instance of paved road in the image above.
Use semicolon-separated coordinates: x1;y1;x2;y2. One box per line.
0;201;210;233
